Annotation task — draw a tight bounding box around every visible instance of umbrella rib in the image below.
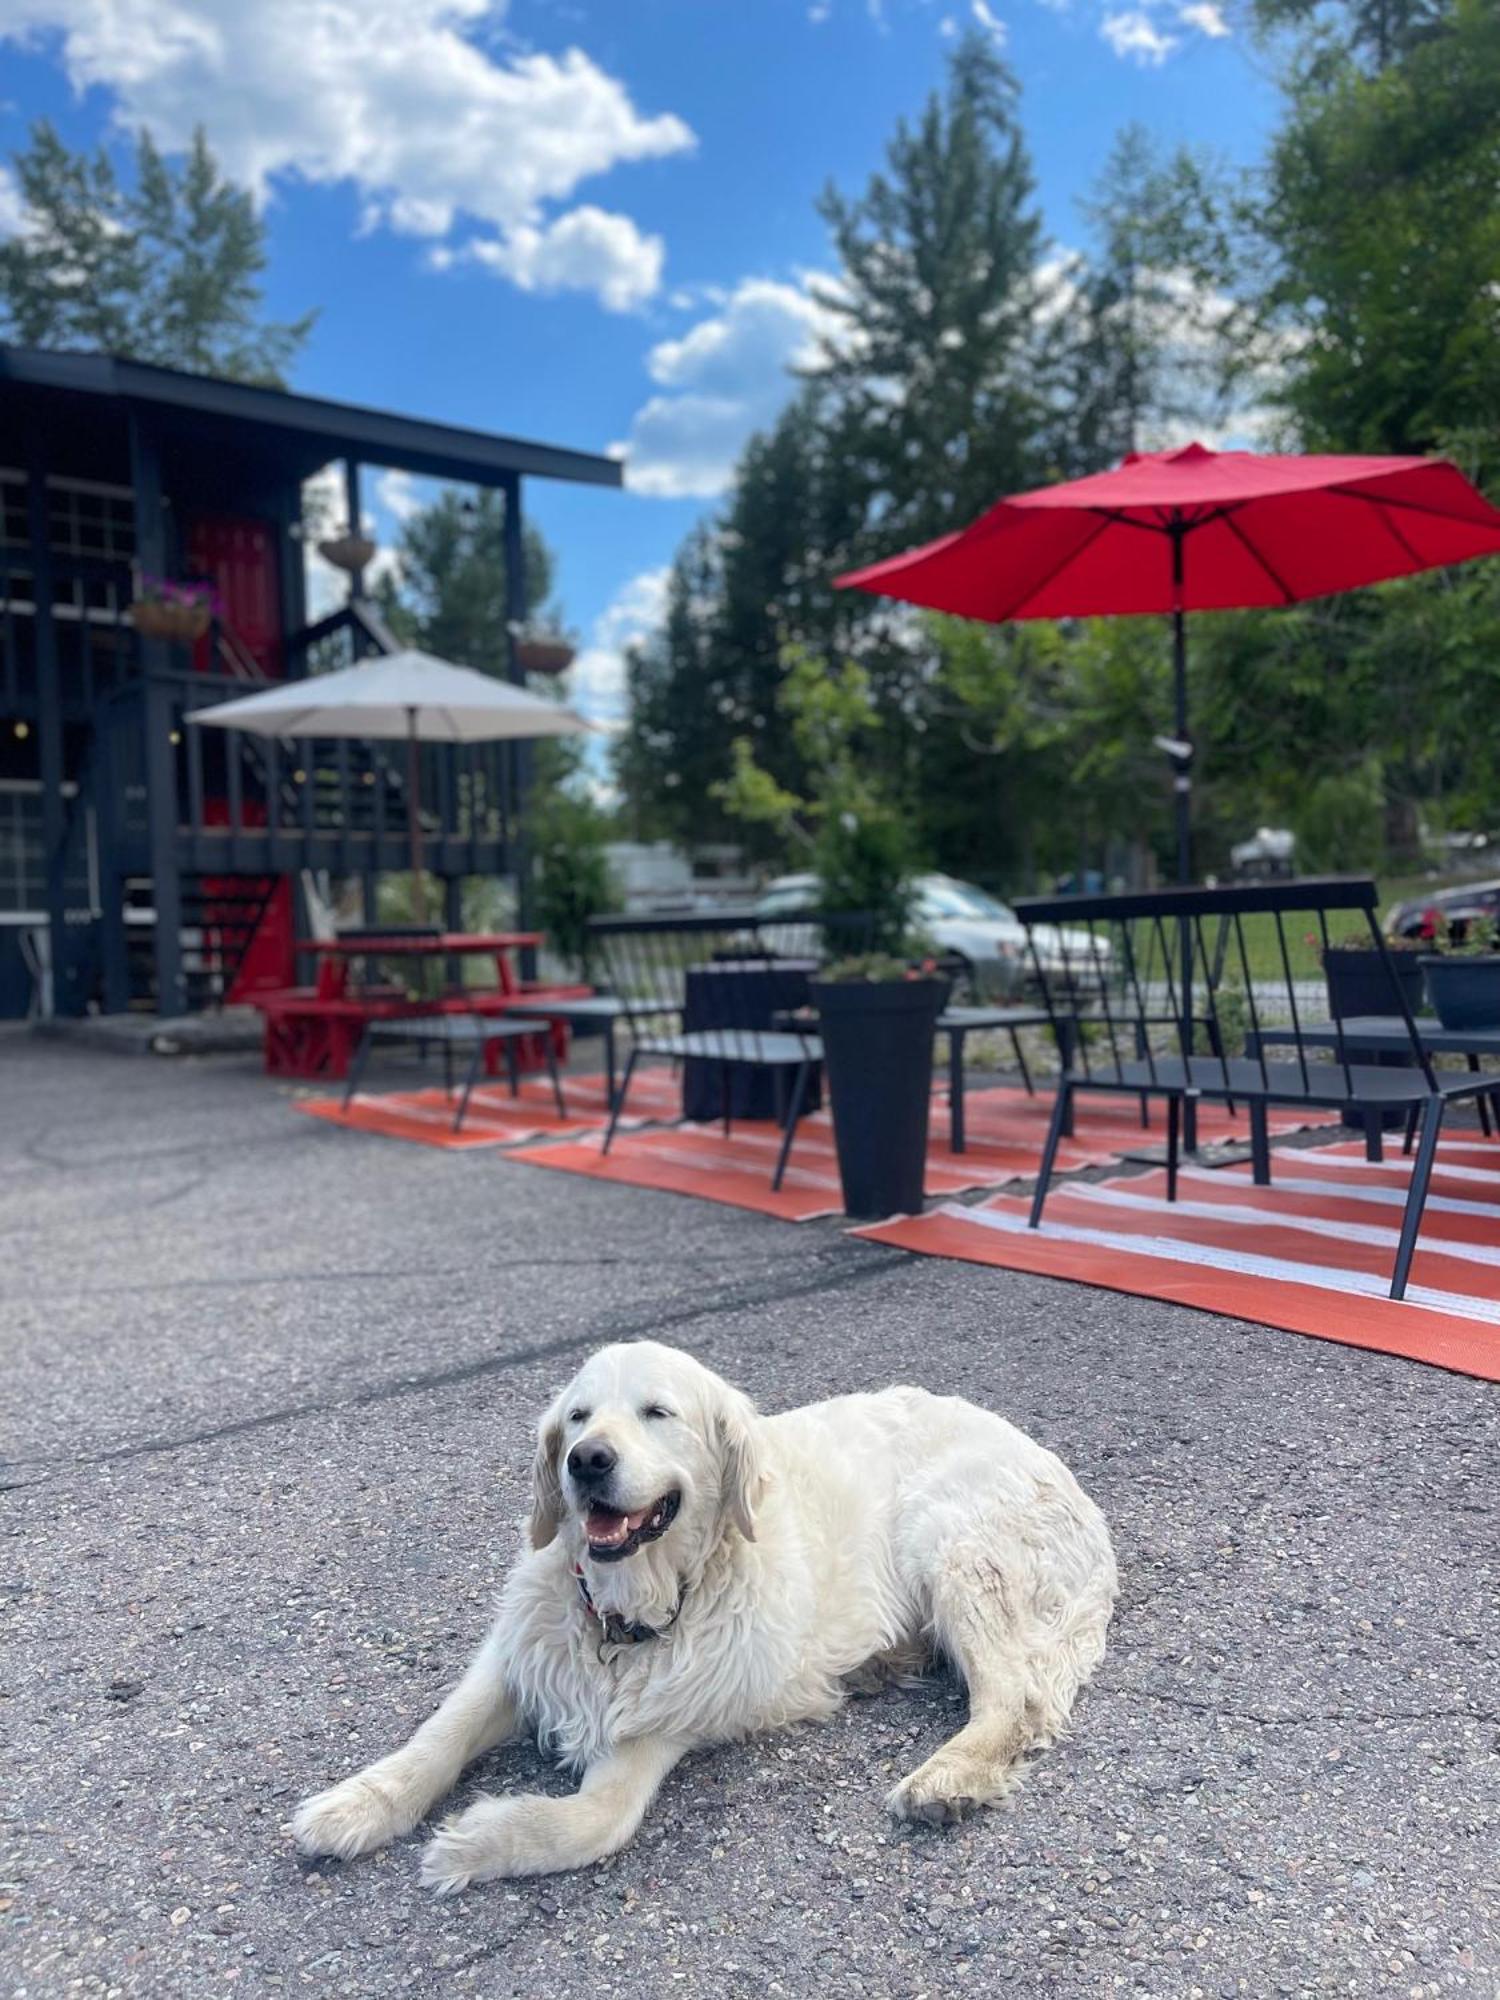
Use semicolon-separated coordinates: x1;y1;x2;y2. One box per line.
1363;498;1423;568
1329;481;1500;531
1219;512;1298;606
1004;514;1116;618
1329;483;1460;554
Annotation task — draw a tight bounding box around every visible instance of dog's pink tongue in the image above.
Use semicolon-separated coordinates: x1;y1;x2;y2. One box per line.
586;1504;650;1546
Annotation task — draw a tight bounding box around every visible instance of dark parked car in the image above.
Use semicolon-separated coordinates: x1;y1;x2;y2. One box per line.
1385;878;1500;941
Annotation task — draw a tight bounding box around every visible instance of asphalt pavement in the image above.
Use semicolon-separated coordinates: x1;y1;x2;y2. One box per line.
2;1029;1496;1998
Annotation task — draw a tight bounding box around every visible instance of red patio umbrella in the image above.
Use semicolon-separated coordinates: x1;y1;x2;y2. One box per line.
837;442;1500;882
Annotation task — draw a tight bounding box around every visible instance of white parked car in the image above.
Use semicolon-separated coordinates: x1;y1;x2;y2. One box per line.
753;872;1108;1001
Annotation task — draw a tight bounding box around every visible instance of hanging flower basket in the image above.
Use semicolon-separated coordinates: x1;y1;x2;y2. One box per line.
130;578;217;644
318;531;377;574
514;634;575;676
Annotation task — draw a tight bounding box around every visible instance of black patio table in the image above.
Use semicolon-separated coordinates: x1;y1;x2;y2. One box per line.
939;1005;1056;1151
681;959;822;1121
341;1012;565;1134
1245;1014;1500;1154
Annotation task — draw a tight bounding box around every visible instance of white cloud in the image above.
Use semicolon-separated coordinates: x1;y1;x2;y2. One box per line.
566;565;670;734
616;275;844;499
0;163;26;236
438;204;664;313
0;0;694;310
1100;9;1178;62
374;468;421;527
971;0;1008;43
1178;0;1230;33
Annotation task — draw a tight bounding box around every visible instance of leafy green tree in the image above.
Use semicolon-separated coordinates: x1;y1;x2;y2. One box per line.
0;123;313;384
1249;0;1450;71
533;788;618;981
1259;0;1500;459
713;649;917;951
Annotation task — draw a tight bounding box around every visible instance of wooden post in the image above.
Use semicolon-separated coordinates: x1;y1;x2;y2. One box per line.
24;449;72;1015
97;707;129;1015
503;473;537;980
129;410;187;1017
344;459;365;604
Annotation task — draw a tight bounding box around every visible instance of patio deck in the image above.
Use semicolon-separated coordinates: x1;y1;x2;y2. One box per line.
2;1029;1495;1997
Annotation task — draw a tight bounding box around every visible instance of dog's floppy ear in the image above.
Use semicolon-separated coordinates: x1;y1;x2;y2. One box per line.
528;1400;566;1550
715;1387;766;1543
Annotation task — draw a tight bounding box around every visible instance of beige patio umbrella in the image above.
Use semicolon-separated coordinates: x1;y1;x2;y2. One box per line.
188;649;590;919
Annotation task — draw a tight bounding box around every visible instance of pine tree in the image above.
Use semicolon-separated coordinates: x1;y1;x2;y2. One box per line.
615;527;729;845
811;32;1045;548
0;122;313;384
376;488;555;680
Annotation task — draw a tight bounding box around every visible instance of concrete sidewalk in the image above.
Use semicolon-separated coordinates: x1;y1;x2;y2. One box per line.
2;1032;1495;1997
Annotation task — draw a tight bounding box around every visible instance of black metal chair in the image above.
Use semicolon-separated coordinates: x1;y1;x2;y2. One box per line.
1015;876;1500;1301
587;912;843;1191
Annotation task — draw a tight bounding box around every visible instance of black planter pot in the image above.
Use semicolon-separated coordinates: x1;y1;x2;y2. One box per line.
1322;947;1424;1021
811;976;950;1220
1420;955;1500;1030
1322;949;1426;1133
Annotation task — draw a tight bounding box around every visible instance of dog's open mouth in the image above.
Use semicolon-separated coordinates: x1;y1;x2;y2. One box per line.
584;1490;681;1562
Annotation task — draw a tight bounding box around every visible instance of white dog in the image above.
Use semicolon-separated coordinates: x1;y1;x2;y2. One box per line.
291;1341;1117;1891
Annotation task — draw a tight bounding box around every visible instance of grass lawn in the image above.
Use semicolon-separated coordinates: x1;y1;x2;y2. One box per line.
1215;872;1472;987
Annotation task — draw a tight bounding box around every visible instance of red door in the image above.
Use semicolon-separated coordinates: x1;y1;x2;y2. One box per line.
186;514;284;677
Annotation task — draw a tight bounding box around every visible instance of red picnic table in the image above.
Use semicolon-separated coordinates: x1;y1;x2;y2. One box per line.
255;931;588;1080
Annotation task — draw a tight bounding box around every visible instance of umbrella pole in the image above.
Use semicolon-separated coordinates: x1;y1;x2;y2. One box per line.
406;706;428;925
1171;538;1191;887
1171;536;1194;1142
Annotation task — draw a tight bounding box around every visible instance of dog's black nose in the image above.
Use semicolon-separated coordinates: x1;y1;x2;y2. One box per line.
567;1440;618;1484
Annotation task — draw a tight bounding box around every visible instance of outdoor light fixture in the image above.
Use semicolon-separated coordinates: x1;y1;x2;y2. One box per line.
13;720;29;740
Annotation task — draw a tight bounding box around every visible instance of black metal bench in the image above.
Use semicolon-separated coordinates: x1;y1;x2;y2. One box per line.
1014;876;1500;1300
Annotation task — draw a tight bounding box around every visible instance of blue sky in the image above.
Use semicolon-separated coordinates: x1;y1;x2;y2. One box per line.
0;0;1279;739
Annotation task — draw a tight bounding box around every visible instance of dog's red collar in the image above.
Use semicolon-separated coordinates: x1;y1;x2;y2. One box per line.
573;1563;684;1647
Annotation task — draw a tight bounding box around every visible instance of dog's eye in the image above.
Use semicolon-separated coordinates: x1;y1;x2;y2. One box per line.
568;1408;589;1424
641;1405;673;1421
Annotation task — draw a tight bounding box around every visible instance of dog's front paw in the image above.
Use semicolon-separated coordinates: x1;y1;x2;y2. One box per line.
887;1756;988;1827
420;1796;522;1894
420;1794;575;1892
289;1769;415;1859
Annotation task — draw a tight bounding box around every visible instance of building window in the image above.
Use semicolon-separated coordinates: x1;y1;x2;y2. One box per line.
0;470;136;562
0;782;92;918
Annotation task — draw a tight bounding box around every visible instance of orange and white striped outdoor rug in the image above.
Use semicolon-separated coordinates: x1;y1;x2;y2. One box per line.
514;1089;1333;1223
295;1067;682;1150
855;1136;1500;1381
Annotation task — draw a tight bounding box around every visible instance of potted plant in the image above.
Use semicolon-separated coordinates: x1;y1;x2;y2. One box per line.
1421;917;1500;1029
810;953;950;1220
129;576;217;644
317;528;378;574
513;632;576;677
1316;929;1426;1021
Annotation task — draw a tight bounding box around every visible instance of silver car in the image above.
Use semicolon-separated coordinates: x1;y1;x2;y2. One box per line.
754;872;1106;1000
